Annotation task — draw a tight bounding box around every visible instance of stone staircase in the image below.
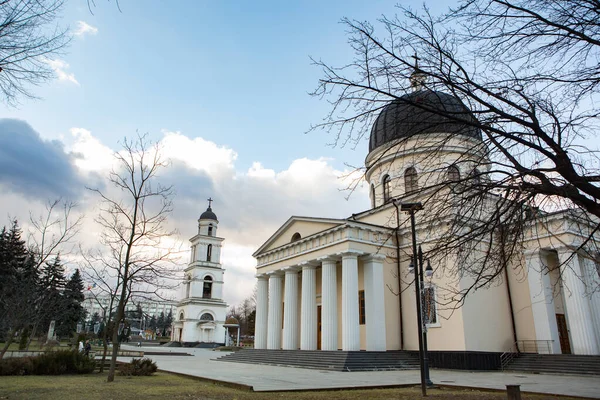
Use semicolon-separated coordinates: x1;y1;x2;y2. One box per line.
504;354;600;375
215;349;420;371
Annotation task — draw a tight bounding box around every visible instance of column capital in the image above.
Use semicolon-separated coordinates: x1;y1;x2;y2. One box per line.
283;266;300;274
361;253;386;262
255;274;269;280
299;260;318;270
317;255;339;262
336;250;364;259
266;270;284;278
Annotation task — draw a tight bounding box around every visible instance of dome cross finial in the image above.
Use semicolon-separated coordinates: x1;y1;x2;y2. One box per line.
207;197;213;209
409;53;427;92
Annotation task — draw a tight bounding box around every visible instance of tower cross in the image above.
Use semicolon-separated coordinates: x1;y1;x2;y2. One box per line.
207;197;213;208
411;53;421;69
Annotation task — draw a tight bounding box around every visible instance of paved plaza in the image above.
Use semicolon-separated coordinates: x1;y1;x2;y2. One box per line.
121;345;600;398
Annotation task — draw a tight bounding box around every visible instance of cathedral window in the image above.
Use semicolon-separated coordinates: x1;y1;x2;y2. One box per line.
404;167;418;193
207;244;213;262
447;165;460;182
371;184;376;208
383;175;392;203
291;232;301;242
358;290;366;325
423;285;438;326
203;276;213;299
185;275;191;298
208;224;213;236
471;168;481;185
200;313;214;321
179;312;185;321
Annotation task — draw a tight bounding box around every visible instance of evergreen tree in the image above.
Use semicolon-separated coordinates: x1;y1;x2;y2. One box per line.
37;255;67;336
56;269;86;337
148;315;157;331
0;221;38;359
157;312;165;335
164;310;173;336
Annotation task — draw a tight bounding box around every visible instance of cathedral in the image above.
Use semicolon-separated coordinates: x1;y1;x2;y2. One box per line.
172;201;228;345
252;74;600;359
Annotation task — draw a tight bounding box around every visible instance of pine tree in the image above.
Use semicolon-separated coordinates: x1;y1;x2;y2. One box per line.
157;312;165;335
37;255;67;337
56;269;86;337
0;221;38;359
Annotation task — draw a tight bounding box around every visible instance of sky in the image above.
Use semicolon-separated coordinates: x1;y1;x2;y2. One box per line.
0;0;449;308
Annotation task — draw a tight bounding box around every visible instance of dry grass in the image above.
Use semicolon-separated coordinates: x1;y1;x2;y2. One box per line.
0;372;581;400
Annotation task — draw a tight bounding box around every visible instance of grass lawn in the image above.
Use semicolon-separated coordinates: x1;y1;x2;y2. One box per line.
0;372;580;400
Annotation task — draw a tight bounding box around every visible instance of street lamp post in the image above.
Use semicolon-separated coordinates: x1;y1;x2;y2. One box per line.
400;202;427;397
418;246;433;387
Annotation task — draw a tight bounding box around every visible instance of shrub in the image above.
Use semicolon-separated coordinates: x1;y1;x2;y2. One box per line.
0;357;34;375
118;358;157;376
0;350;96;375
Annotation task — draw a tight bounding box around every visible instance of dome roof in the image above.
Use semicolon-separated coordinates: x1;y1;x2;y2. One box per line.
199;206;218;221
369;90;481;153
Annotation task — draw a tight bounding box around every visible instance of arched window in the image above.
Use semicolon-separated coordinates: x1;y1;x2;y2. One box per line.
371;184;376;208
179;312;185;321
404;167;418;193
383;175;392;203
203;276;213;299
291;232;301;242
200;313;214;321
471;168;481;185
208;224;213;236
447;165;460;182
185;275;191;298
207;244;212;262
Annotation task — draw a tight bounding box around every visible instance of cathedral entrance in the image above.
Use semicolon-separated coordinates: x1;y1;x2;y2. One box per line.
317;305;322;350
556;313;571;354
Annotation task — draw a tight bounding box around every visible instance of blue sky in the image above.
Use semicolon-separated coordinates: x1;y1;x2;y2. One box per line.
0;0;451;306
3;0;430;171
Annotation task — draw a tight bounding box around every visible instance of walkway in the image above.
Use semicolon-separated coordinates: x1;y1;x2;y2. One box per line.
122;345;600;398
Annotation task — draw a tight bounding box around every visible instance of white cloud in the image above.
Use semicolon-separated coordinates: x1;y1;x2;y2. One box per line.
69;127;114;171
45;59;79;86
0;126;370;308
74;21;98;37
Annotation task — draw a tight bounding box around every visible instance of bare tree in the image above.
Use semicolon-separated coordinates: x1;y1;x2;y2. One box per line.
88;133;177;382
310;0;600;307
0;0;70;105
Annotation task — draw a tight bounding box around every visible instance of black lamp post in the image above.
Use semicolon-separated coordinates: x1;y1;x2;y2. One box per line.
418;246;433;387
400;202;427;397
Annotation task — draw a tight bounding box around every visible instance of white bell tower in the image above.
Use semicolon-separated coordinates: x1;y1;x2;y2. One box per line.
173;198;228;345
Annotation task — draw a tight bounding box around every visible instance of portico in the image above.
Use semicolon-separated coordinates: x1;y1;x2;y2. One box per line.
253;218;392;351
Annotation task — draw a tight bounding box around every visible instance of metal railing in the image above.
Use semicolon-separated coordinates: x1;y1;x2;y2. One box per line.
500;342;519;371
517;340;554;354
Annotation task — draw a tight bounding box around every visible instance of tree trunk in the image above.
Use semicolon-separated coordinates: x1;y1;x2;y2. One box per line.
25;322;39;351
0;328;17;360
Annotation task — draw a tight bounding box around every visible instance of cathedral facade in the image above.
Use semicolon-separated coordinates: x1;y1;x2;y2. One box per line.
172;202;228;345
252;80;600;356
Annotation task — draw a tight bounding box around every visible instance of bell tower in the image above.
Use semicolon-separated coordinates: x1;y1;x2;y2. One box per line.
173;198;228;344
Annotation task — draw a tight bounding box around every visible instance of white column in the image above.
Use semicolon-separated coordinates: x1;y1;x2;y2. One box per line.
525;250;561;354
320;257;338;351
254;276;269;349
581;255;600;351
341;252;360;351
267;273;283;349
363;254;387;351
300;263;317;350
559;249;599;355
283;267;299;350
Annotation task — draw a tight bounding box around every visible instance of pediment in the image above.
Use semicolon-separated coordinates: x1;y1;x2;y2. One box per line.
253;216;345;256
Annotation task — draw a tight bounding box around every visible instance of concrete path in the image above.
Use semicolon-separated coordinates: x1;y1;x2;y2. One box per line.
122;345;600;398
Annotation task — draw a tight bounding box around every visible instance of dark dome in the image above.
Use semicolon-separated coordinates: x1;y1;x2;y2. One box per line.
199;207;218;221
369;90;481;153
